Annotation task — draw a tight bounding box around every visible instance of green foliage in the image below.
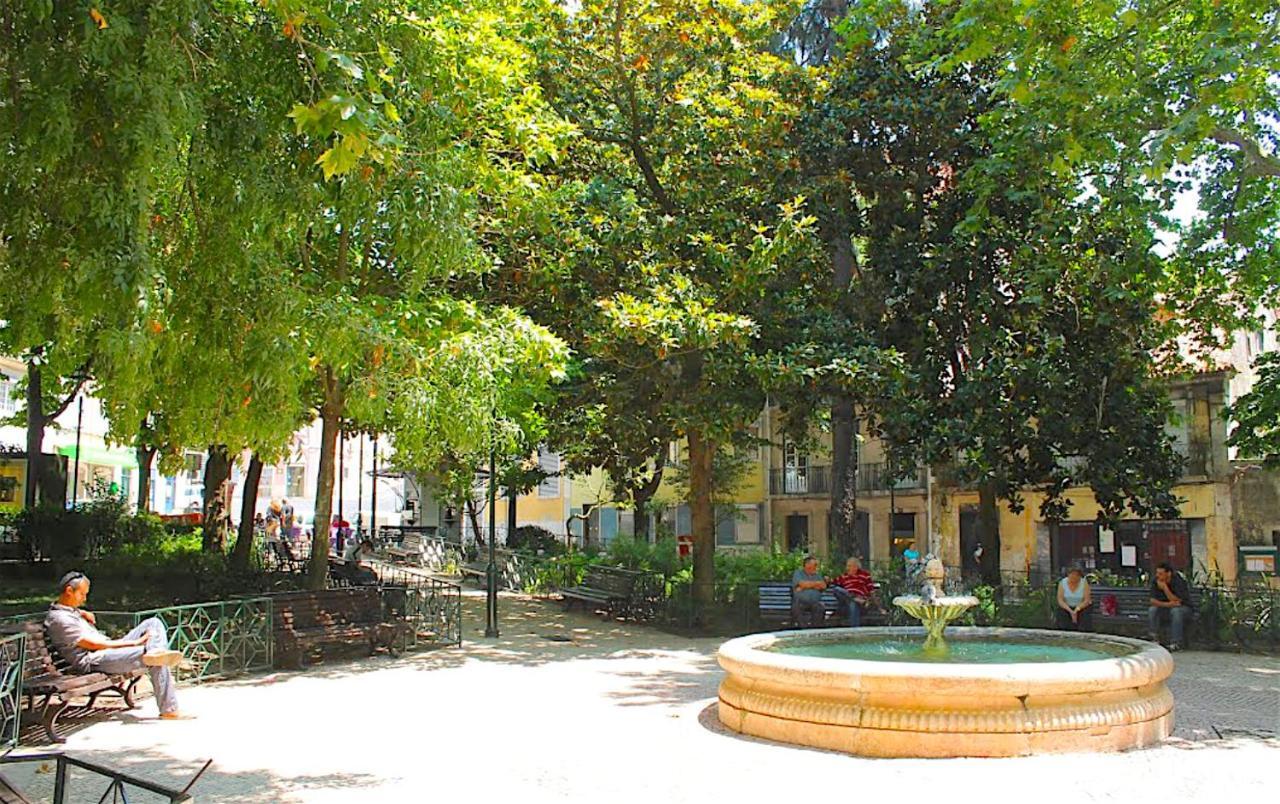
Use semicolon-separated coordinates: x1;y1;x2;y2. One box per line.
505;525;564;556
919;0;1280;343
1227;351;1280;466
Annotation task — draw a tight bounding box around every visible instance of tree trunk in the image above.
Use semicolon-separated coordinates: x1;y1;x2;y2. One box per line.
827;229;859;562
466;498;484;547
309;366;342;589
687;428;717;624
977;480;1002;587
830;397;857;561
630;455;664;544
201;445;232;552
135;444;155;513
23;360;43;509
231;453;264;571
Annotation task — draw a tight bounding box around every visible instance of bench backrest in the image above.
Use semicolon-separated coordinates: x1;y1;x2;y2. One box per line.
583;566;642;596
8;621;73;681
274;540;300;563
273;588;383;633
1093;585;1202;616
401;533;423;551
757;583;841;614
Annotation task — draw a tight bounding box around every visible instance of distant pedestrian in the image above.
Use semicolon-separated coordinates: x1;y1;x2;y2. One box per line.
281;498;296;538
264;500;283;545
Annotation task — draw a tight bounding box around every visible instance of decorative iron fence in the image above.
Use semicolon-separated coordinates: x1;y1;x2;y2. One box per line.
1;630;23;750
385;578;463;649
0;752;210;803
126;598;274;684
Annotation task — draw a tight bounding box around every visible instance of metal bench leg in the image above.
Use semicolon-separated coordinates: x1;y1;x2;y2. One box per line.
42;696;67;744
123;677;141;709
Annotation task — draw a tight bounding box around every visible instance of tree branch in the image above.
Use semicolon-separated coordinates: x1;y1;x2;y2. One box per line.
1211;127;1280;179
48;359;94;421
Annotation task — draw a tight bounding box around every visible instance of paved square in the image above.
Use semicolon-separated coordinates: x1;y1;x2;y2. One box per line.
4;591;1277;802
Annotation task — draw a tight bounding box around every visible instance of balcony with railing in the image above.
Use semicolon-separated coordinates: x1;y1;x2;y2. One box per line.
768;462;926;496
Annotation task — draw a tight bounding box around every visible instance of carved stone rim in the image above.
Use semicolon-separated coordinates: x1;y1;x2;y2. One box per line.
718;627;1173;696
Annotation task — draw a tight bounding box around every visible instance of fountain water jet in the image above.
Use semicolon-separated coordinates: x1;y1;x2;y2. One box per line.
890;557;979;653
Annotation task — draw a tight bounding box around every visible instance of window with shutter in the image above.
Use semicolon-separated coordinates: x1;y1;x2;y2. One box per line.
537;448;560;498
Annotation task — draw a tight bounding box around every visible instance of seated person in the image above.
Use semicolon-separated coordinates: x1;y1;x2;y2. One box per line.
342;538;379;585
1149;562;1193;651
828;556;875;627
791;555;827;628
1054;566;1093;631
44;571;190;720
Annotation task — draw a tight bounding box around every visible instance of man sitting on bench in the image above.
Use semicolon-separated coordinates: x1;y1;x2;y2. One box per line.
44;571;190;720
342;538;379;585
1148;562;1192;651
828;556;875;627
791;555;827;628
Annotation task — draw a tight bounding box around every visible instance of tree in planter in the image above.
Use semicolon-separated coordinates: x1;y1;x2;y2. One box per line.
536;0;817;619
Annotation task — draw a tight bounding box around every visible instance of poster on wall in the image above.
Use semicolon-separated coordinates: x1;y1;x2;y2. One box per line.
0;458;26;513
1121;544;1138;567
1099;527;1116;553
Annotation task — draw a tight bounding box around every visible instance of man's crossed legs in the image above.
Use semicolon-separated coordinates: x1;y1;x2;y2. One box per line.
84;617;182;716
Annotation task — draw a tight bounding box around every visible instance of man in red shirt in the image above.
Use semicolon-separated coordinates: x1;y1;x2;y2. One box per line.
829;556;876;627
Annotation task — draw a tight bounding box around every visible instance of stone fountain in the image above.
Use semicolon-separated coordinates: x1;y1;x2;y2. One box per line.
891;556;979;653
717;557;1175;757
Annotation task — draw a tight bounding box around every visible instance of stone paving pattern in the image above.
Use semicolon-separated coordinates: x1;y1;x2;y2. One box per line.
3;591;1277;802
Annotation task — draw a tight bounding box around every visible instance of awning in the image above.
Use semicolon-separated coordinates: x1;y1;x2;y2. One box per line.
57;444;138;469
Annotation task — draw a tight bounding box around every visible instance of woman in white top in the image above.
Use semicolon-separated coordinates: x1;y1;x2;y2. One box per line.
1055;566;1093;631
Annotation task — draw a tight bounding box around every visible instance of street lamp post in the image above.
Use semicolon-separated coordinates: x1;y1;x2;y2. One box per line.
484;442;500;638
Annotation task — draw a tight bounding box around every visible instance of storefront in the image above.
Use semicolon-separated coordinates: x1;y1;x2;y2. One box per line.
1051;519;1197;578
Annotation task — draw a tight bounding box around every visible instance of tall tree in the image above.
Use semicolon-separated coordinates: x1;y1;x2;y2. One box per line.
818;6;1185;582
537;0;815;616
0;0;200;507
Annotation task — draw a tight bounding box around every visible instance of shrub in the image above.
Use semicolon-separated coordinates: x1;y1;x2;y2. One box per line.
506;525;564;555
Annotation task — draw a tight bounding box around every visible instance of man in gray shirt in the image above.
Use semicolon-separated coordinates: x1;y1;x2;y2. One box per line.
44;571;188;719
791;555;827;628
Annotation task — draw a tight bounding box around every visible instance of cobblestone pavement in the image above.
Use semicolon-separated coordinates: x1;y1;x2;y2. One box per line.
3;591;1276;803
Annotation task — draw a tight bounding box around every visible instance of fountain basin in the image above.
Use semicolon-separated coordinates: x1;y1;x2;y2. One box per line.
717;627;1173;758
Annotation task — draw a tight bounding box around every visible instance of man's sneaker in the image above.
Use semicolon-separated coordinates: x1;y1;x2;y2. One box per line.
142;650;184;668
1168;642;1182;652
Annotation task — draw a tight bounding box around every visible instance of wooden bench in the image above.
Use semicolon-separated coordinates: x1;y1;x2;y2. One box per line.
272;588;408;669
757;582;886;629
1092;585;1205;641
460;559;489;583
561;566;649;619
3;621;143;744
326;557;379;588
268;539;306;574
383;532;425;565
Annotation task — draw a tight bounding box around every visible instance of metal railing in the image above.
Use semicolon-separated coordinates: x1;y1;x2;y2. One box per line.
0;752;210;803
768;463;926;496
124;598;274;684
385;578;464;649
1;630;23;751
